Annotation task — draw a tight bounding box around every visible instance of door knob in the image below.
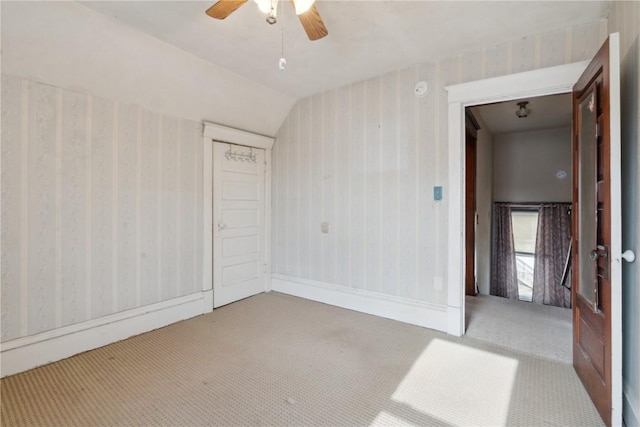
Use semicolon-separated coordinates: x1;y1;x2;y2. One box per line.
217;223;227;231
589;249;600;261
621;250;636;263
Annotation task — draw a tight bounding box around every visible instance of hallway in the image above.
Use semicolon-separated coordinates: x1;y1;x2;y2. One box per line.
465;294;572;363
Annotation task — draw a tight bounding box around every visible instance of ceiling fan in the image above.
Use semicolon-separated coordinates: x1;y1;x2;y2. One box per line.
205;0;328;41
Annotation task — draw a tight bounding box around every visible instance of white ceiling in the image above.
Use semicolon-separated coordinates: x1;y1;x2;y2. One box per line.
472;93;572;135
81;1;610;100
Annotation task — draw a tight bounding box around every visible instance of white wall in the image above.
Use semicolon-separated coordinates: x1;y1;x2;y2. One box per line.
0;0;294;371
474;118;494;296
0;1;296;137
0;0;617;377
610;2;640;426
273;64;446;304
492;127;572;203
0;76;203;342
271;21;606;317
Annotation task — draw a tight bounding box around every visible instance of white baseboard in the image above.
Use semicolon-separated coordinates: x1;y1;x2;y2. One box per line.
0;291;209;378
271;274;448;332
624;382;640;427
447;305;464;337
202;289;214;314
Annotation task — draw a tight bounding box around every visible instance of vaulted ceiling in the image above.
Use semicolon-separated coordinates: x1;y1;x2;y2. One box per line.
82;1;611;99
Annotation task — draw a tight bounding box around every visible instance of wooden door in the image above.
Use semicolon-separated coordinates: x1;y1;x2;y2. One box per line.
465;130;477;296
571;34;622;427
213;142;266;308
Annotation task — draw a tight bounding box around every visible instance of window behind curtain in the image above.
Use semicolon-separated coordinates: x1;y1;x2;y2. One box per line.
511;210;539;302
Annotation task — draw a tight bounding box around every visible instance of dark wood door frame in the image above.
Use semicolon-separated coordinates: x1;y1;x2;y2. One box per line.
465;110;480;296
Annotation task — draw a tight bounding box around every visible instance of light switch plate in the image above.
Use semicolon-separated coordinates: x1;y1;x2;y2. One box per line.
434;186;443;201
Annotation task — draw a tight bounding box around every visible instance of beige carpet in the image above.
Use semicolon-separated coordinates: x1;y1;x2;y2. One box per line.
1;292;602;426
465;294;573;363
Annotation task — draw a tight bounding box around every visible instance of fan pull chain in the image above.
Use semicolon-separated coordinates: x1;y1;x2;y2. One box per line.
279;0;286;71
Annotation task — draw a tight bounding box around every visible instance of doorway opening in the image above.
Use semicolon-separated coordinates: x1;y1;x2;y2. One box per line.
463;93;574;362
446;41;622;425
444;60;587;339
465;93;573;308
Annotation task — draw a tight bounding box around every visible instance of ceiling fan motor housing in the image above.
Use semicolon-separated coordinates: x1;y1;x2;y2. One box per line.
205;0;328;41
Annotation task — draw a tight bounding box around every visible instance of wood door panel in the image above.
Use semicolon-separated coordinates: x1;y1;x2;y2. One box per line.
576;295;605;336
221;209;259;228
578;314;605;378
574;341;608;413
572;35;621;427
222;235;260;258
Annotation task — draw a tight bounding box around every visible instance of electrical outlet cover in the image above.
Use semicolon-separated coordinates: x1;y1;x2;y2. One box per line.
321;222;329;234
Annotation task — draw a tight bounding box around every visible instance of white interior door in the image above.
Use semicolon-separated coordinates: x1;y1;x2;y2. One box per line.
213;142;266;308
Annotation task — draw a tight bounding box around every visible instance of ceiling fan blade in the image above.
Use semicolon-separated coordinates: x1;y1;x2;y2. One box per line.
205;0;248;19
293;2;328;41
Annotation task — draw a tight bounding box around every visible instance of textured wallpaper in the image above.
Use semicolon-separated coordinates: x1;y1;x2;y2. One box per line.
271;20;607;306
0;76;204;342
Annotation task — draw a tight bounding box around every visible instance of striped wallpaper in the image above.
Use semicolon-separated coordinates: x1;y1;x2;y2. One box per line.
271;20;607;306
0;19;609;343
0;76;204;342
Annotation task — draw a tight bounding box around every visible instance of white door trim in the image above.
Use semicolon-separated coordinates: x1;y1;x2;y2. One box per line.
203;121;274;150
202;123;274;309
608;33;623;427
444;60;589;336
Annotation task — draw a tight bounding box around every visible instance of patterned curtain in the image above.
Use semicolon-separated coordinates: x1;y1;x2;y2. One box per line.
532;204;572;308
491;204;519;299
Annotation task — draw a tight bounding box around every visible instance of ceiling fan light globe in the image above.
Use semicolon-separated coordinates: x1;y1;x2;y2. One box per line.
254;0;268;14
294;0;316;15
254;0;277;15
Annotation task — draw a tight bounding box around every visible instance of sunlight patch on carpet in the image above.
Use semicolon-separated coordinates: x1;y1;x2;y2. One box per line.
375;338;519;426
